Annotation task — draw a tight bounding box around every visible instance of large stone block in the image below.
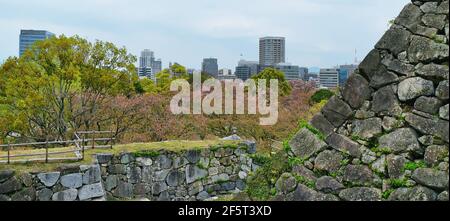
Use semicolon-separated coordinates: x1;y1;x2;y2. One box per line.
326;133;362;158
342;73;372;109
288;128;327;159
321;96;353;127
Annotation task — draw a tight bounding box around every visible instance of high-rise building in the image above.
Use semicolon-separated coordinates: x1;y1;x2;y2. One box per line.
338;64;358;87
319;68;339;88
275;63;300;81
218;68;236;80
259;37;285;66
202;58;219;77
235;60;259;81
19;30;54;56
138;49;162;81
299;67;308;81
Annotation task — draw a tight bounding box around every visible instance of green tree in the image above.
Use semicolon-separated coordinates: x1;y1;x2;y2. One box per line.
251;67;292;96
310;89;334;104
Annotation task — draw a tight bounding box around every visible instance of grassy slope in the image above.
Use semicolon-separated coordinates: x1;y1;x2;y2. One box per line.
0;140;237;173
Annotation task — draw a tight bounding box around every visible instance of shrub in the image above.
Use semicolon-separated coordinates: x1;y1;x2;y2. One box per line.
310;89;334;104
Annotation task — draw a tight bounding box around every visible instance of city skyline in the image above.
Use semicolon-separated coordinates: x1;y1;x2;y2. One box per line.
0;0;409;69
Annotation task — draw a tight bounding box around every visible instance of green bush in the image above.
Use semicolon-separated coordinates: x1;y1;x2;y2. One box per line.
310;89;334;104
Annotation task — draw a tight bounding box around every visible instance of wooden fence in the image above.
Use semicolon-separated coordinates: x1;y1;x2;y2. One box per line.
0;131;115;164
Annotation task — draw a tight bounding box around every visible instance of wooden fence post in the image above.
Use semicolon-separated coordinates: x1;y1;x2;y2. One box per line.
45;140;49;163
7;142;10;164
82;136;85;160
92;132;95;150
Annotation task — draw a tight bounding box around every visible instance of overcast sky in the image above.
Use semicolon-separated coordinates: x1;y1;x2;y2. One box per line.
0;0;409;69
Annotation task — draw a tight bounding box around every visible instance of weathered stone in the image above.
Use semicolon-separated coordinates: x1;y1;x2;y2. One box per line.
339;187;381;201
133;183;151;195
0;170;14;183
156;155;172;169
326;133;362;158
382;116;403;132
378;128;421;154
342;74;372;109
386;154;407;179
314;150;343;173
154;169;170;181
105;175;118;191
185;165;208;184
136;157;153;166
321;96;353;127
37;188;53;201
126;166;142;184
412;168;449;190
355;110;375;119
57;164;80;175
150;182;167;196
292;184;322;201
376;28;411;55
415;63;449;80
405;113;449;143
398;77;434;101
395;3;422;29
414;96;443;114
388;187;410;201
352;118;383;139
197;191;210;201
310;114;334;138
189;181;204;195
343;165;374;185
372;86;402;116
236;179;246;190
410;24;439;38
120;153;134;164
221;182;236;191
440;104;449;120
386;59;415;76
96;153;113;164
437;191;449;201
275;173;297;194
113;181;134;198
52;189;78;201
420;2;438;13
370;70;399;89
424;145;449;167
60;173;83;189
408;36;449;63
212;173;230;183
372;155;387;175
422;14;447;30
359;49;382;79
436;80;449;100
289;128;327;159
82;165;101;185
291;165;317;182
166;170;185;187
0;194;10;201
78;183;105;201
185;150;201;163
11;187;36;201
108;164;127;175
316;176;344;194
37;172;60;187
407;186;437;201
19;173;33;187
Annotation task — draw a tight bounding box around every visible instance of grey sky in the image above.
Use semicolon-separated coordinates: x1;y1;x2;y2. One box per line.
0;0;409;69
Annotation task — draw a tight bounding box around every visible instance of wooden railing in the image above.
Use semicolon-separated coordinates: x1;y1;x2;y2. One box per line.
0;131;115;164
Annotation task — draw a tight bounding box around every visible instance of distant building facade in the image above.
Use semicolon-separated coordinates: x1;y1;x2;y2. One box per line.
202;58;219;77
259;37;285;66
19;30;54;56
299;67;308;80
338;64;358;87
235;60;259;81
138;49;162;81
275;63;300;80
319;68;339;88
218;68;236;80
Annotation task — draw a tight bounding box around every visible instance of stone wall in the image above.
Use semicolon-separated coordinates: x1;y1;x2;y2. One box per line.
275;0;449;201
0;141;256;201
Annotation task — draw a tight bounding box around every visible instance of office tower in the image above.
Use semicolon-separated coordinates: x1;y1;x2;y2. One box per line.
275;63;300;81
218;68;236;80
338;64;358;87
299;67;308;81
235;60;259;81
138;49;162;81
259;37;285;66
319;68;339;88
202;58;219;77
19;30;54;56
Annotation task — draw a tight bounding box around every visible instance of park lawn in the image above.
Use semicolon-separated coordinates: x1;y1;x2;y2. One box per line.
0;139;238;173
